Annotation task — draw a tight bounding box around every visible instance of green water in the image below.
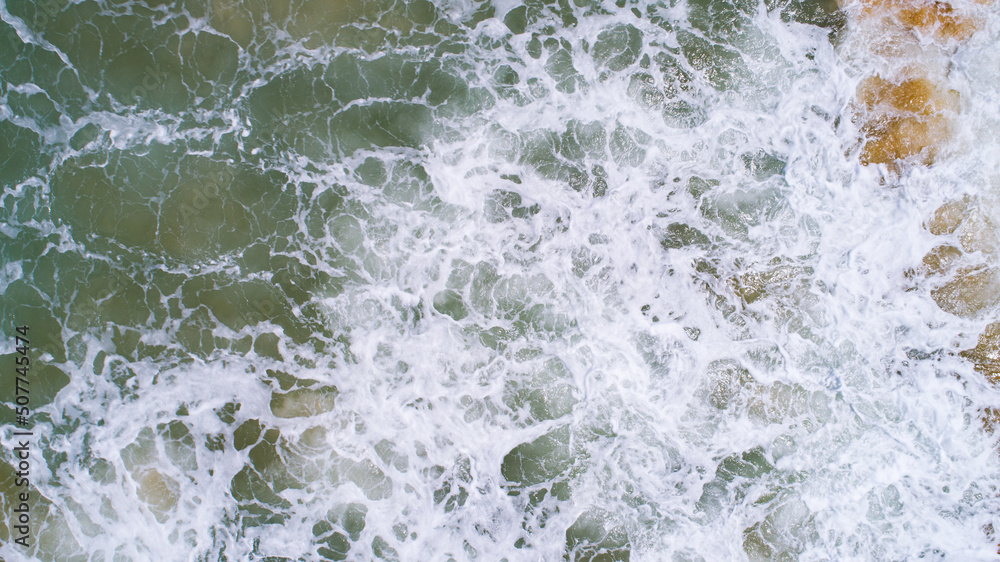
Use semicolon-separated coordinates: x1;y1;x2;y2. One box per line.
5;0;997;560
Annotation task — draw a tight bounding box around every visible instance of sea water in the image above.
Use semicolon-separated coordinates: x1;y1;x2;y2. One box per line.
1;0;1000;559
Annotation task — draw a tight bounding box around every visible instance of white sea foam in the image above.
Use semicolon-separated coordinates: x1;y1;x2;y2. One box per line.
2;0;1000;560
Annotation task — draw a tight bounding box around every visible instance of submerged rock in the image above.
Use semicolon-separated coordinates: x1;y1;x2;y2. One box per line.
565;508;631;562
134;468;180;523
960;322;1000;384
855;75;958;166
926;197;969;235
923;198;1000;317
930;266;1000;318
843;0;988;170
270;386;339;418
921;245;962;276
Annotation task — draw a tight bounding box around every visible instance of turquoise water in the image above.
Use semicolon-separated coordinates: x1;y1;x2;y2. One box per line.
2;0;1000;559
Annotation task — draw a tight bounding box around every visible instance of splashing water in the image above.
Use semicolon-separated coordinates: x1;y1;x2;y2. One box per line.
2;0;1000;560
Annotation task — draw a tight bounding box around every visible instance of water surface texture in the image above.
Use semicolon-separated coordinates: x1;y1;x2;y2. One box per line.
2;0;1000;559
